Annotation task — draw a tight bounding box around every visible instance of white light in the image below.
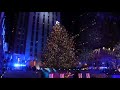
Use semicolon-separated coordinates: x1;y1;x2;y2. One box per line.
44;68;51;72
113;48;115;51
103;47;105;50
56;21;60;25
118;68;120;72
14;64;26;67
36;65;40;70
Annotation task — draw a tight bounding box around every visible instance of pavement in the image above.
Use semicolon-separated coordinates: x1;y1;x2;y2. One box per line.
2;70;40;78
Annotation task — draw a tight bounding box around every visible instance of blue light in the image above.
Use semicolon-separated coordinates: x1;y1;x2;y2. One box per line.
99;67;107;70
53;68;56;72
14;63;26;67
44;68;51;72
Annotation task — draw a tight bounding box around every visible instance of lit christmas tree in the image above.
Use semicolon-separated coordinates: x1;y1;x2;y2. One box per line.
113;43;120;59
43;21;77;69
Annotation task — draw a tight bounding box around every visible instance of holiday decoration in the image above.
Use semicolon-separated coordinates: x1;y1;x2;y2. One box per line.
43;22;77;69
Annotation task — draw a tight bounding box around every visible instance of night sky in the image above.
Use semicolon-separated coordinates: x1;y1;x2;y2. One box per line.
5;12;120;52
61;12;120;50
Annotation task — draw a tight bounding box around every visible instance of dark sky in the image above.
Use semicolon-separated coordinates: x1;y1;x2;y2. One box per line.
61;12;120;50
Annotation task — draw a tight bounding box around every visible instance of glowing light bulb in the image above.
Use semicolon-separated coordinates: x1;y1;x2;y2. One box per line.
56;21;60;25
103;47;105;50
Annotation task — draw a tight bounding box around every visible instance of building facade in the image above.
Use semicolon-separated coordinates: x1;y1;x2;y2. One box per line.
0;12;8;69
13;12;60;62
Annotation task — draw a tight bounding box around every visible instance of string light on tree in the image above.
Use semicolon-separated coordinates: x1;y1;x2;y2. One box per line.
43;21;77;69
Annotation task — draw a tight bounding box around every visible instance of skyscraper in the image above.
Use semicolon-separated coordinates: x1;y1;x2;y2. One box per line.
0;12;8;63
13;12;60;62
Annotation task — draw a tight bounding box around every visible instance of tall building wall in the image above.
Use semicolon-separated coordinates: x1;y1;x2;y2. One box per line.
0;12;8;66
13;12;60;62
25;12;60;61
14;12;29;54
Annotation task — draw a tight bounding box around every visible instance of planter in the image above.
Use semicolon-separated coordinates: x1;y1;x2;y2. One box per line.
60;73;64;78
49;73;54;78
86;73;90;78
78;73;82;78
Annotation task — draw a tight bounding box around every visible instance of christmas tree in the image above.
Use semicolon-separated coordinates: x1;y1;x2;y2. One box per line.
113;43;120;59
43;21;77;69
